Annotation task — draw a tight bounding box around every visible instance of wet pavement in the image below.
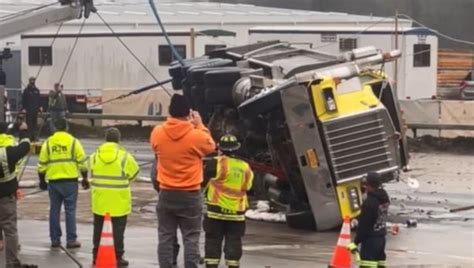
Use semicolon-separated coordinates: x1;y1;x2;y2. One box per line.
1;140;473;267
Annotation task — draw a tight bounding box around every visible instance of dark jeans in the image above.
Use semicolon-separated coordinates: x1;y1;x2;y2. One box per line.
48;181;78;243
157;190;202;268
25;110;38;140
0;195;20;267
203;216;245;268
360;236;386;267
93;214;127;261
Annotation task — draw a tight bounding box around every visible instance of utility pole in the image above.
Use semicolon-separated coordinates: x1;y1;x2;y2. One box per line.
394;10;399;97
190;28;196;58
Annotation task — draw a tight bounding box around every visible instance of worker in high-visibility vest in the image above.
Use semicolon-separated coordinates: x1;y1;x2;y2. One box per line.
204;134;254;268
37;118;89;249
0;122;37;268
90;128;139;267
0;122;26;253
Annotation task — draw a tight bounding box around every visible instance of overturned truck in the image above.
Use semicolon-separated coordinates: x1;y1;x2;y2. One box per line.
169;41;409;231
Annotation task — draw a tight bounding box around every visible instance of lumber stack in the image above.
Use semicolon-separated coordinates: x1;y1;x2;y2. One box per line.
438;49;473;88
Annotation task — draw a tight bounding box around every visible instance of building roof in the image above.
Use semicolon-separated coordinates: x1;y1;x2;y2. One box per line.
1;0;412;32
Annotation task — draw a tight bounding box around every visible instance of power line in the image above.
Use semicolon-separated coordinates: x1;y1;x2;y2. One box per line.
96;11;172;97
398;14;474;46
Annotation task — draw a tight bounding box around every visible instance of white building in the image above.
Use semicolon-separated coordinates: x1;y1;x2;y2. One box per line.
1;0;437;105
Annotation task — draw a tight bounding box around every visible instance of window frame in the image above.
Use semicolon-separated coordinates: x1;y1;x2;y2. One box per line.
413;43;431;67
158;45;186;66
339;38;358;52
28;46;53;66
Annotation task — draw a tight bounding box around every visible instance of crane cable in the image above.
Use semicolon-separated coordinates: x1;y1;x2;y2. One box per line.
96;12;172;97
58;18;86;84
148;0;184;66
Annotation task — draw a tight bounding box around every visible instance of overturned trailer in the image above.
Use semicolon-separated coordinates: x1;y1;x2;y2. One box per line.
169;41;409;230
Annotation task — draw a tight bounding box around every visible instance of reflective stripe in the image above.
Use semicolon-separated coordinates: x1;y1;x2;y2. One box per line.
204;258;220;265
91;182;129;189
42;159;77;164
91;174;127;180
378;260;387;267
207;211;245;221
336;237;351;246
211;181;246;198
0;148;15;183
100;236;114;246
360;260;378;267
226;260;240;266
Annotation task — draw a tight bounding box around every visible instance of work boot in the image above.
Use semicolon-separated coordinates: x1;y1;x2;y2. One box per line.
51;241;61;248
66;240;81;249
117;257;129;267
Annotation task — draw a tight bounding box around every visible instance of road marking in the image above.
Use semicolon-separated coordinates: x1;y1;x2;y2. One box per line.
387;249;474;261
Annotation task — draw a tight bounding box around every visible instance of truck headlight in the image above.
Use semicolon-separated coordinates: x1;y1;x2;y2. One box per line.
348;187;361;212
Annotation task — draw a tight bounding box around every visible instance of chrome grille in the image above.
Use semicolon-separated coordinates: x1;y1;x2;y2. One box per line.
322;108;398;182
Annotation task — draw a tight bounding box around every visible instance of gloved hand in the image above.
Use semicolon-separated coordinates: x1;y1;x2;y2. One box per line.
39;180;48;190
81;179;90;190
347;242;358;254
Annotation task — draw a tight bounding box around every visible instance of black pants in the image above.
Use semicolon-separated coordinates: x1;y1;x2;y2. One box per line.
360;236;386;267
93;214;127;261
25;111;38;141
203;216;245;268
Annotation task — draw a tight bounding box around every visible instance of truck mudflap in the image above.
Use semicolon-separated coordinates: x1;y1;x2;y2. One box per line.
280;84;342;231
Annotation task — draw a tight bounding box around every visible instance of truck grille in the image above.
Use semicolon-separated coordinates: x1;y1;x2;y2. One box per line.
322;108;398;182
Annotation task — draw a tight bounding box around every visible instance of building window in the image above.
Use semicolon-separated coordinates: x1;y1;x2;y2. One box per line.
339;38;357;52
159;45;186;66
413;44;431;67
205;44;226;54
28;46;52;66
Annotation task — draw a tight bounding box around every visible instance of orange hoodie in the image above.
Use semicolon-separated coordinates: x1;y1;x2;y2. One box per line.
150;118;216;191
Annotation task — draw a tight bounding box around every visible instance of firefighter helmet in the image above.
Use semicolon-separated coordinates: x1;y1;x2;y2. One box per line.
218;134;241;152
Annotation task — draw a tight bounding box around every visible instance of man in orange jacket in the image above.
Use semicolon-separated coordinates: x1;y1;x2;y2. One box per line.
150;94;215;268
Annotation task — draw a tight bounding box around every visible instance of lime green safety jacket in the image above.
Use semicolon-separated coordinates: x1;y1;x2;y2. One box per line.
38;131;87;180
90;142;140;217
206;156;254;221
0;134;28;183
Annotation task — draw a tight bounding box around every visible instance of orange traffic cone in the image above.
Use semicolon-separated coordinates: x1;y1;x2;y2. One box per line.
95;213;117;268
329;217;352;268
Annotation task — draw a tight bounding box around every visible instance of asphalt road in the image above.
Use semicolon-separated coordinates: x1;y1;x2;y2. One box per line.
1;140;473;267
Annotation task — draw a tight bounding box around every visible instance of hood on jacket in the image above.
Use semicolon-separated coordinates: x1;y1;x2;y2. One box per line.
162;118;194;141
368;188;390;204
96;142;121;164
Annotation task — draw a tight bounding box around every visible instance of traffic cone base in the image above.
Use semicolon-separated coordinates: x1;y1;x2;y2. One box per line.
329;217;352;268
95;213;117;268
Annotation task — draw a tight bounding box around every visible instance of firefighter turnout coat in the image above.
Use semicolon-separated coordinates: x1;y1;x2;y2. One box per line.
206;156;254;221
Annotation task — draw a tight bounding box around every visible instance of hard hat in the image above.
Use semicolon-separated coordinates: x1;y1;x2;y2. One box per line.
218;134;241;152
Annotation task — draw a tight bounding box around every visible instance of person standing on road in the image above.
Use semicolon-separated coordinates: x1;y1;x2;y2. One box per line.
0;122;37;268
37;118;89;249
48;83;67;133
90;128;140;267
203;134;253;268
150;94;215;268
21;77;42;141
348;172;390;267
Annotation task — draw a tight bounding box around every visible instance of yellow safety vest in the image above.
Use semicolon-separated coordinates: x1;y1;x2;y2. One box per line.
0;134;29;183
90;142;140;217
37;131;87;180
206;156;254;221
